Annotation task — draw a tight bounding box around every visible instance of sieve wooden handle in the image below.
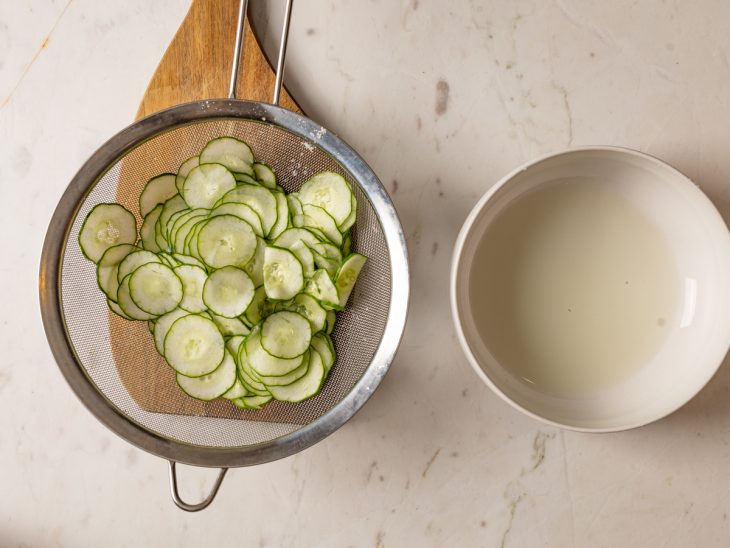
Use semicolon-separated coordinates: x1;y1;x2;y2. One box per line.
135;0;302;121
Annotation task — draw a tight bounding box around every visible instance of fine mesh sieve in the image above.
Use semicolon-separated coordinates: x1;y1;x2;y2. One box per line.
39;0;408;511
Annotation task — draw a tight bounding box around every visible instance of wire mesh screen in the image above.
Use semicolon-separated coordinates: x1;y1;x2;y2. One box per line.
60;118;391;448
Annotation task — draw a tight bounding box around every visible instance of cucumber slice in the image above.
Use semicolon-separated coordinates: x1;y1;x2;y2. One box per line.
157;252;178;268
234;172;258;185
342;232;352;256
139;173;177;218
237;341;271;395
246;326;305;376
182;163;237;209
154;308;190;354
257;350;310;386
287;193;303;216
164;314;225;377
200;137;254;175
222;377;249;400
290;240;315;277
304;269;341;310
79;203;137;262
308;241;342;263
335;253;367;307
338;192;358;232
325;310;336;335
225;335;246;356
217;185;277;236
172;253;206;270
267;348;325;403
245;285;270;325
210;202;263;237
202;266;255;318
298;171;353;226
156;195;187;250
268;191;289;240
197;215;257;269
117;274;156;320
173;214;209;253
107;297;133;320
210;313;250;337
288;293;326;333
311;332;335;373
263;246;304;301
260;311;311;359
177;351;236;400
117;250;160;283
129;262;183;316
309;247;339;278
301;204;342;246
176;155;200;193
140;204;163;253
253;162;277;189
231;394;273;409
97;243;137;301
243;237;266;287
274;227;322;249
169;208;208;250
174;264;207;313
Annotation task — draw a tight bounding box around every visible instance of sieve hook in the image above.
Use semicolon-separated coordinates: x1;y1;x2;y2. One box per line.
168;461;228;512
228;0;294;106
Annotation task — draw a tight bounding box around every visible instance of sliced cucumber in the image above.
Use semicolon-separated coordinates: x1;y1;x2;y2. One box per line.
268;348;325;403
288;293;326;333
260;311;311;359
243;237;266;287
117;274;156;320
290;240;315;277
263;246;304;301
287;193;303;216
175;264;207;313
222;377;249;400
253;162;277;188
298;171;353;226
177;350;237;401
338;192;358;232
200;137;254;175
237;342;271;395
246;326;305;376
305;269;342;310
217;185;277;235
107;297;133;320
234;172;258;185
245;285;269;325
156;194;187;250
335;253;367;307
274;227;321;249
325;310;336;335
231;394;273;409
158;252;178;268
301;204;343;246
176;155;200;193
140;204;163;253
257;350;310;386
164;314;224;377
78;203;137;262
210;202;263;237
139;174;177;218
197;215;257;269
182;163;237;209
97;243;137;301
268;191;289;239
342;231;352;256
154;308;190;354
172;253;206;270
210;313;250;337
117;250;160;283
202;266;254;318
129;262;183;316
311;332;335;373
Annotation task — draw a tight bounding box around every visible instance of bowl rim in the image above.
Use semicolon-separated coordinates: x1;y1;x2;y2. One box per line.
449;145;730;432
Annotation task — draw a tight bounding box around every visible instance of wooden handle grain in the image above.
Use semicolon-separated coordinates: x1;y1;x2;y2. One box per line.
135;0;301;120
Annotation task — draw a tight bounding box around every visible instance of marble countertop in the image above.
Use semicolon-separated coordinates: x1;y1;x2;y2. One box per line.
3;0;730;546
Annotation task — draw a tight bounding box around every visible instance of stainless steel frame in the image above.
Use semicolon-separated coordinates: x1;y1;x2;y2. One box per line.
38;0;409;512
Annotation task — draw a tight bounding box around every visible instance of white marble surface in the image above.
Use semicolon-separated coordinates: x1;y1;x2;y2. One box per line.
3;0;730;546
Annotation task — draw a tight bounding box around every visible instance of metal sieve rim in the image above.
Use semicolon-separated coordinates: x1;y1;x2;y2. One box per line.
39;98;409;468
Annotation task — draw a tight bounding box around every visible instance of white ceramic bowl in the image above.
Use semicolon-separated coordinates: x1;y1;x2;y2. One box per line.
451;147;730;431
